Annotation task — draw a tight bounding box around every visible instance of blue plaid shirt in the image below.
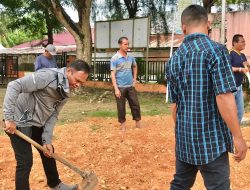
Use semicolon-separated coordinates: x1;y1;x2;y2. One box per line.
166;33;237;165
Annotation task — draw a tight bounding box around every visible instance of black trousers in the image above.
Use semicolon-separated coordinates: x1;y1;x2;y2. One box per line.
115;86;141;123
7;126;61;190
170;152;230;190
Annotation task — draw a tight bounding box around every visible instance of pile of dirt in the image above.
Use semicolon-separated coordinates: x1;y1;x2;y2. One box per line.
0;115;250;190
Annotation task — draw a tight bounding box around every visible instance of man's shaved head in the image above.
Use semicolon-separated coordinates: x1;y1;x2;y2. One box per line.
181;5;208;26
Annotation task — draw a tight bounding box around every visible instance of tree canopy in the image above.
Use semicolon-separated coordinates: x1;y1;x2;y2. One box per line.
0;0;63;47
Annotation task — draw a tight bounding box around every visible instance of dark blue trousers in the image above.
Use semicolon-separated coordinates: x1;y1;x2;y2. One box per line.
170;152;230;190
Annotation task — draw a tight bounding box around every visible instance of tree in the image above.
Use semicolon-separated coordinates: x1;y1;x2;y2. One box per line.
37;0;93;63
123;0;139;18
95;0;171;34
0;10;46;47
203;0;215;11
0;0;63;46
203;0;250;12
147;0;170;34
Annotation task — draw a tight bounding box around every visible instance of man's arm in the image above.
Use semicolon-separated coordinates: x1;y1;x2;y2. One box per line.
3;71;51;121
34;56;41;71
216;92;247;162
42;98;68;145
232;67;248;73
3;71;53;134
132;64;138;81
41;98;68;156
171;103;177;124
111;70;121;98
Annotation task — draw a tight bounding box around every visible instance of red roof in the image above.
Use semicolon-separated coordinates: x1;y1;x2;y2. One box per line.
14;29;182;49
14;29;95;48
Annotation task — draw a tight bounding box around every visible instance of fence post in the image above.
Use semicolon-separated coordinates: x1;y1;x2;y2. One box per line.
145;16;150;83
94;22;97;81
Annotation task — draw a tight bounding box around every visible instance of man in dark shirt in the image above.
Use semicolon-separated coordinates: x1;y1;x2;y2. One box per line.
34;44;57;71
166;5;247;190
230;34;249;124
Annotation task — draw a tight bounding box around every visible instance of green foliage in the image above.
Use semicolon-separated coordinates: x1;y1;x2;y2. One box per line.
92;0;173;34
0;12;41;47
0;0;63;47
86;110;117;117
205;0;250;10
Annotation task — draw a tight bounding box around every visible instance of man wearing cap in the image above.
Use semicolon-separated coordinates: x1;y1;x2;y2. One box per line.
34;44;57;71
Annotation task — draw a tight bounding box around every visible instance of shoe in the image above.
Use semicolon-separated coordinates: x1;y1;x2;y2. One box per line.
51;182;79;190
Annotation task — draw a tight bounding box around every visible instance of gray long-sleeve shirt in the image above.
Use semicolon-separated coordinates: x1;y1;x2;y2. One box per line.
3;68;69;144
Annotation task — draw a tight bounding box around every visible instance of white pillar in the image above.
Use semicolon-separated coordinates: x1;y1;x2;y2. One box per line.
220;0;226;44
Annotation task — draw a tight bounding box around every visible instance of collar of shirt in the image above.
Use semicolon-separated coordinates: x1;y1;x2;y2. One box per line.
49;67;70;96
183;33;208;43
117;51;129;59
231;48;242;55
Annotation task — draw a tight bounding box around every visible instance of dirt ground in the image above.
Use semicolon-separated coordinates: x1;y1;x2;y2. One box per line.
0;115;250;190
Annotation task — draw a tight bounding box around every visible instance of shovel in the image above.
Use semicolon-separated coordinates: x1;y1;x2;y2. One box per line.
8;128;98;190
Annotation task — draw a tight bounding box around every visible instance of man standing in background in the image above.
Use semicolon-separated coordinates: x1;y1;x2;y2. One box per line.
34;44;57;71
230;34;249;124
110;37;142;141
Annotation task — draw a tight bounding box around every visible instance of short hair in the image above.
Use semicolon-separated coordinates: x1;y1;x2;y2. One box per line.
232;34;244;46
118;37;128;44
69;59;90;73
181;5;208;26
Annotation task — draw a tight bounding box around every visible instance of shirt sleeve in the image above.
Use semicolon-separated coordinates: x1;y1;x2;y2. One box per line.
110;58;116;71
42;98;68;144
34;56;41;71
52;57;58;68
132;57;137;66
211;46;237;96
229;51;234;66
242;53;247;62
166;59;178;103
3;71;55;121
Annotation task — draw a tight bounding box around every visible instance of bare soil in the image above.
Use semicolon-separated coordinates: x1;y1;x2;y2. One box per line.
0;115;250;190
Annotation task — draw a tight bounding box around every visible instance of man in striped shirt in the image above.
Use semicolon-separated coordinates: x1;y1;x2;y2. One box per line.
166;5;247;189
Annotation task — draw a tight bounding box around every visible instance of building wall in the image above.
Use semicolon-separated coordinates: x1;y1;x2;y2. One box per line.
210;11;250;59
226;11;250;59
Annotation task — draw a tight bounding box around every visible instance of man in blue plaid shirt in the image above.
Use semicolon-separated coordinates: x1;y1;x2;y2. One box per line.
166;5;247;190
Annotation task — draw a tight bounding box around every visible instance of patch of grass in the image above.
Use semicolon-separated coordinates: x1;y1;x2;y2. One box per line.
138;92;171;116
0;86;171;135
86;110;117;117
89;124;103;131
0;128;5;135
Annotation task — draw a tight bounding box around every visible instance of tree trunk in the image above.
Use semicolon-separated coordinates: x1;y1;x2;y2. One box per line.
203;0;214;12
74;24;91;64
124;0;138;18
37;0;92;64
44;10;53;46
78;1;92;64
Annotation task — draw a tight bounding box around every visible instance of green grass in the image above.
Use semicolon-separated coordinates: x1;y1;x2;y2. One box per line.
55;87;170;125
86;110;117;117
89;124;103;131
0;86;171;134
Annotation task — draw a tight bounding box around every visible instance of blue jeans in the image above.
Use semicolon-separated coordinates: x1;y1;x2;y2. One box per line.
170;152;230;190
234;85;244;124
